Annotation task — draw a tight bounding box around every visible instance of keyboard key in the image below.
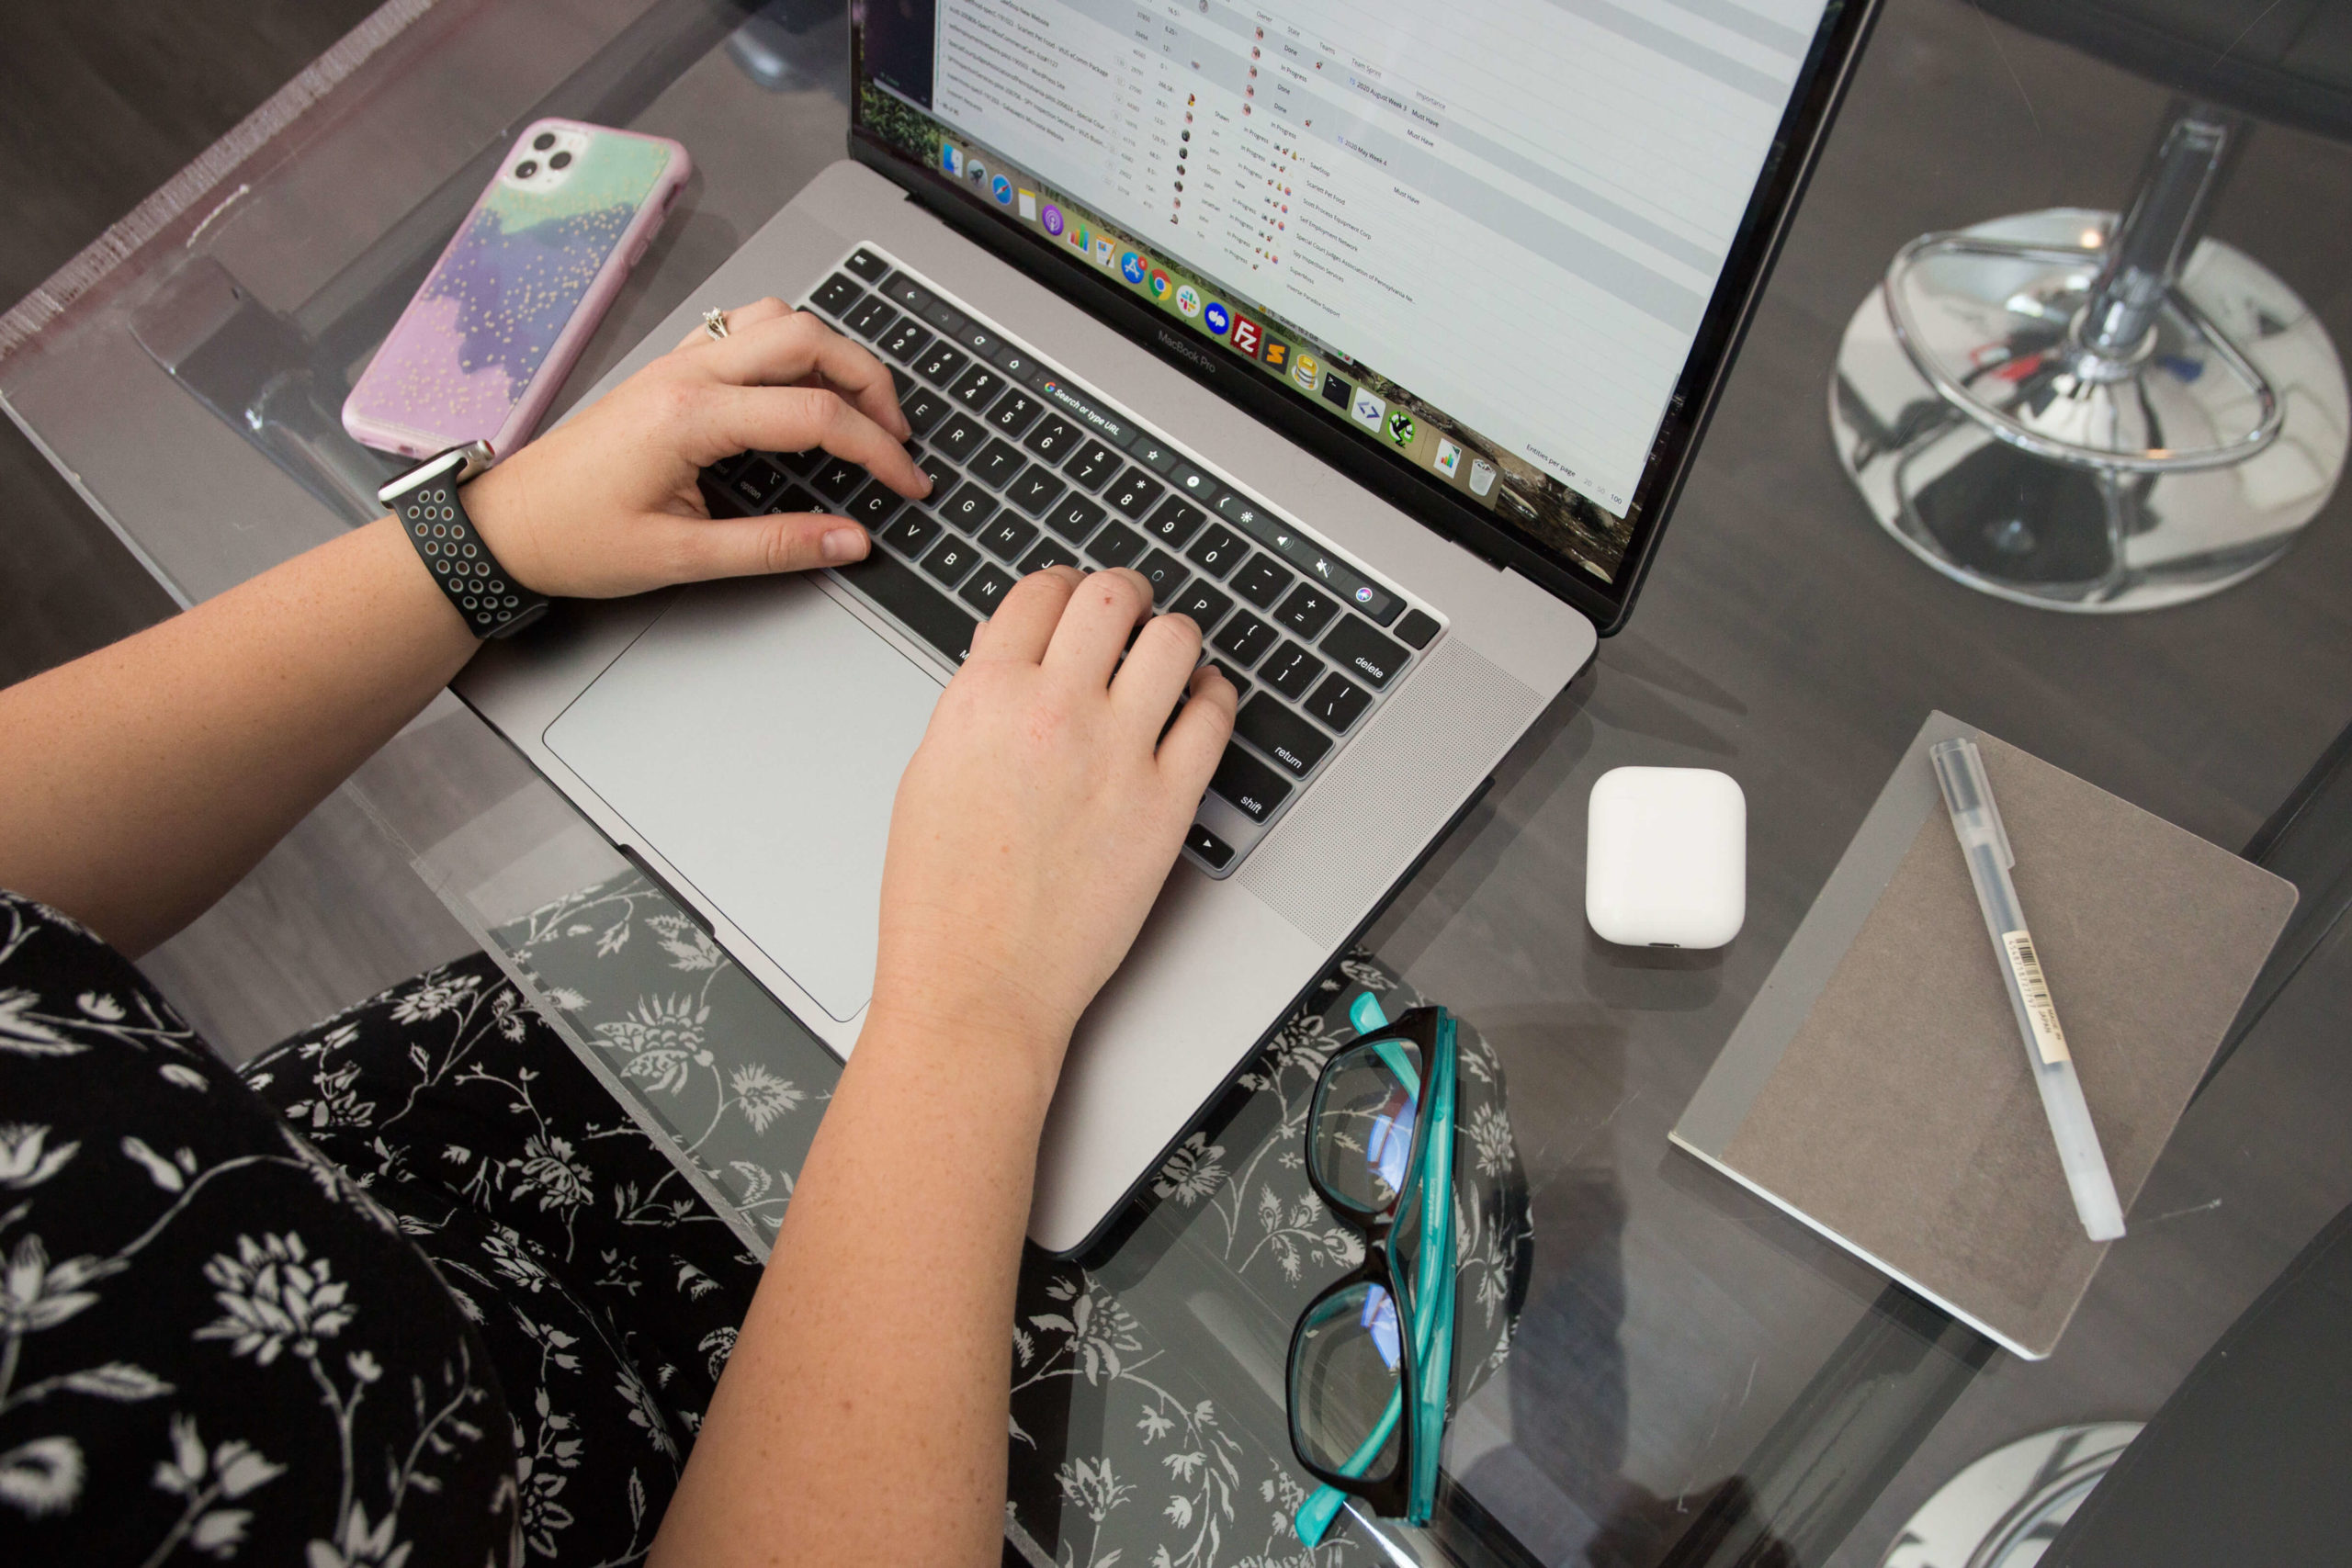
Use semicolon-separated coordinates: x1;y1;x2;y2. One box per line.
1019;537;1081;573
811;456;870;504
1184;821;1236;872
1231;554;1295;609
1236;694;1332;777
880;272;933;314
879;318;934;364
951;363;1005;408
891;367;916;402
914;343;968;385
1212;612;1277;667
920;535;981;587
1045;494;1106;544
842;479;905;530
1320;616;1410;688
922;299;967;336
978;513;1039;560
771;447;820;475
1007;465;1067;517
836;547;975;664
809;272;865;316
1134;548;1189;604
933;413;988;462
1261;642;1326;700
1206;660;1251;702
1211;742;1293;822
722;458;788;513
1023;415;1079;462
844;248;890;283
767;485;820;515
959;562;1017;615
1143;496;1208;548
1087;524;1148;570
991;345;1037;379
1305;672;1373;733
901;386;952;438
1273;582;1341;639
1066;441;1121;489
843;295;899;339
1184;524;1246;579
937;482;1001;532
971;439;1026;490
1169;581;1232;632
955;321;1003;358
912;448;958;494
878;510;941;558
988;389;1043;437
1105;468;1165;518
1394;608;1442;649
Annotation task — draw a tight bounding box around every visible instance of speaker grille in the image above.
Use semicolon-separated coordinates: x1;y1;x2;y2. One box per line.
1239;637;1542;947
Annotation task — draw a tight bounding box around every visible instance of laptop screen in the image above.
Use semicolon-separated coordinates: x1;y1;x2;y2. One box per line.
851;0;1862;620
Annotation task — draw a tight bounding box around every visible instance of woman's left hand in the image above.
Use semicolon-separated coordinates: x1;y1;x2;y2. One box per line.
459;298;932;600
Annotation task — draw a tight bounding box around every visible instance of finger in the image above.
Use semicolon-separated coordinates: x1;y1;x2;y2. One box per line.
700;310;911;439
671;297;796;354
967;566;1084;665
635;509;871;586
1042;570;1154;688
1111;611;1205;734
1157;665;1238;787
707;384;931;499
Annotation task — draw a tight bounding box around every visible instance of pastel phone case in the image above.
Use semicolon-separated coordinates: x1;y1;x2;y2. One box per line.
343;119;690;461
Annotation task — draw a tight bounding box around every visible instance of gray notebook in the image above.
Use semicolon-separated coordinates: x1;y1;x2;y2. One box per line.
1671;712;2296;1359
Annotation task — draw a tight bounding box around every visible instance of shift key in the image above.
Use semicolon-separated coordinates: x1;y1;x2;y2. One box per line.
1234;694;1332;777
1210;742;1293;823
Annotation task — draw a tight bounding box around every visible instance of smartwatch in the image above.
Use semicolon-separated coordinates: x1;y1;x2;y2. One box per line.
379;441;550;638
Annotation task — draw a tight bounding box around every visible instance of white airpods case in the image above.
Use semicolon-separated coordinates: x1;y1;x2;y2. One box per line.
1585;766;1746;949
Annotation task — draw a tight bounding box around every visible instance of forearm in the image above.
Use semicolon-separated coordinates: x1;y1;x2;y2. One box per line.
0;514;473;953
651;1004;1064;1568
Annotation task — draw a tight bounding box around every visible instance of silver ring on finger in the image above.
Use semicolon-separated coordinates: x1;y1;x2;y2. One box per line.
701;307;730;342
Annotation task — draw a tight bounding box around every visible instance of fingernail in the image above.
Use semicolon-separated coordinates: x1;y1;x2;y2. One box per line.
821;527;866;562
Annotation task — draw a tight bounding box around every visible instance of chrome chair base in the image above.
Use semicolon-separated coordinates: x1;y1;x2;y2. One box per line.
1881;1422;2143;1568
1831;209;2347;612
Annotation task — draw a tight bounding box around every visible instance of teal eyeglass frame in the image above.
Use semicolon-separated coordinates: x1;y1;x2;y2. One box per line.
1286;998;1459;1546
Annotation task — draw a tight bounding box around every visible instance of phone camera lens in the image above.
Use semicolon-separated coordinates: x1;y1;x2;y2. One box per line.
533;131;556;152
514;160;538;179
549;151;572;170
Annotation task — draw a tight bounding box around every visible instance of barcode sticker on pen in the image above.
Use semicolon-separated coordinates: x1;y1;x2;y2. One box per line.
2001;930;2070;1065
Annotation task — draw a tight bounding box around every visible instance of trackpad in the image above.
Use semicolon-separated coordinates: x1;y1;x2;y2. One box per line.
544;576;942;1021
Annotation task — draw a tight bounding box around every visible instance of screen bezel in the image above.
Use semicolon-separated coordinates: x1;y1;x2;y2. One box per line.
847;0;1883;635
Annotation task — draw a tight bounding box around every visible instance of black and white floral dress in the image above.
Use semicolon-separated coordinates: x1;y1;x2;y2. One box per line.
0;890;763;1565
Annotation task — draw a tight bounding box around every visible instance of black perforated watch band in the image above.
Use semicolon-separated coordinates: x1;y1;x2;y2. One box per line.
380;443;550;639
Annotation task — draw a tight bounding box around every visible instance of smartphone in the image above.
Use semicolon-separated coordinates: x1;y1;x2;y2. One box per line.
343;118;691;461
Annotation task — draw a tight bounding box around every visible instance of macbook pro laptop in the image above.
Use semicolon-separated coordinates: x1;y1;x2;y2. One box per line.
458;0;1878;1255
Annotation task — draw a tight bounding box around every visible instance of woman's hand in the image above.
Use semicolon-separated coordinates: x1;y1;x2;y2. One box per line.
653;570;1235;1568
460;299;931;599
869;567;1238;1096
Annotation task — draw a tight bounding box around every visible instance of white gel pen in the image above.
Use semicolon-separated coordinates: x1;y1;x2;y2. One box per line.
1931;737;2126;1243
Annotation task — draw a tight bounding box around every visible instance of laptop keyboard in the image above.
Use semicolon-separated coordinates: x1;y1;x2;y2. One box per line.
696;245;1445;877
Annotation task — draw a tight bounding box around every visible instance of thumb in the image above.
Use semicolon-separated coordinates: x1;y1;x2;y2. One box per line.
646;509;871;584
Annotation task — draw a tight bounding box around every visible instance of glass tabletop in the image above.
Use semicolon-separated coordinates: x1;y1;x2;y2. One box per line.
8;1;2352;1563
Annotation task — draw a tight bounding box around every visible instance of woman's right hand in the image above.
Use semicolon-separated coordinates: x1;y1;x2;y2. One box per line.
867;567;1238;1101
460;299;931;601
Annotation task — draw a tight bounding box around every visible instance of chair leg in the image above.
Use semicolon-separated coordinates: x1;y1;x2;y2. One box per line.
2078;103;2241;362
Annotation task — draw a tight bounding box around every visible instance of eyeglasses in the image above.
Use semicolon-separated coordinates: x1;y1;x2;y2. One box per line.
1286;997;1458;1546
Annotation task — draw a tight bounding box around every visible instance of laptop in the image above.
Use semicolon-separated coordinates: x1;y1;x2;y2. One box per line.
458;0;1878;1256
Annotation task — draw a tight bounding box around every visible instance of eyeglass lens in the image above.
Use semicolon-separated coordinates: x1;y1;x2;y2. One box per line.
1288;1281;1405;1483
1307;1038;1422;1216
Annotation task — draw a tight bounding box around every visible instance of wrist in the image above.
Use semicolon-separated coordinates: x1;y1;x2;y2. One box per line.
861;971;1075;1114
